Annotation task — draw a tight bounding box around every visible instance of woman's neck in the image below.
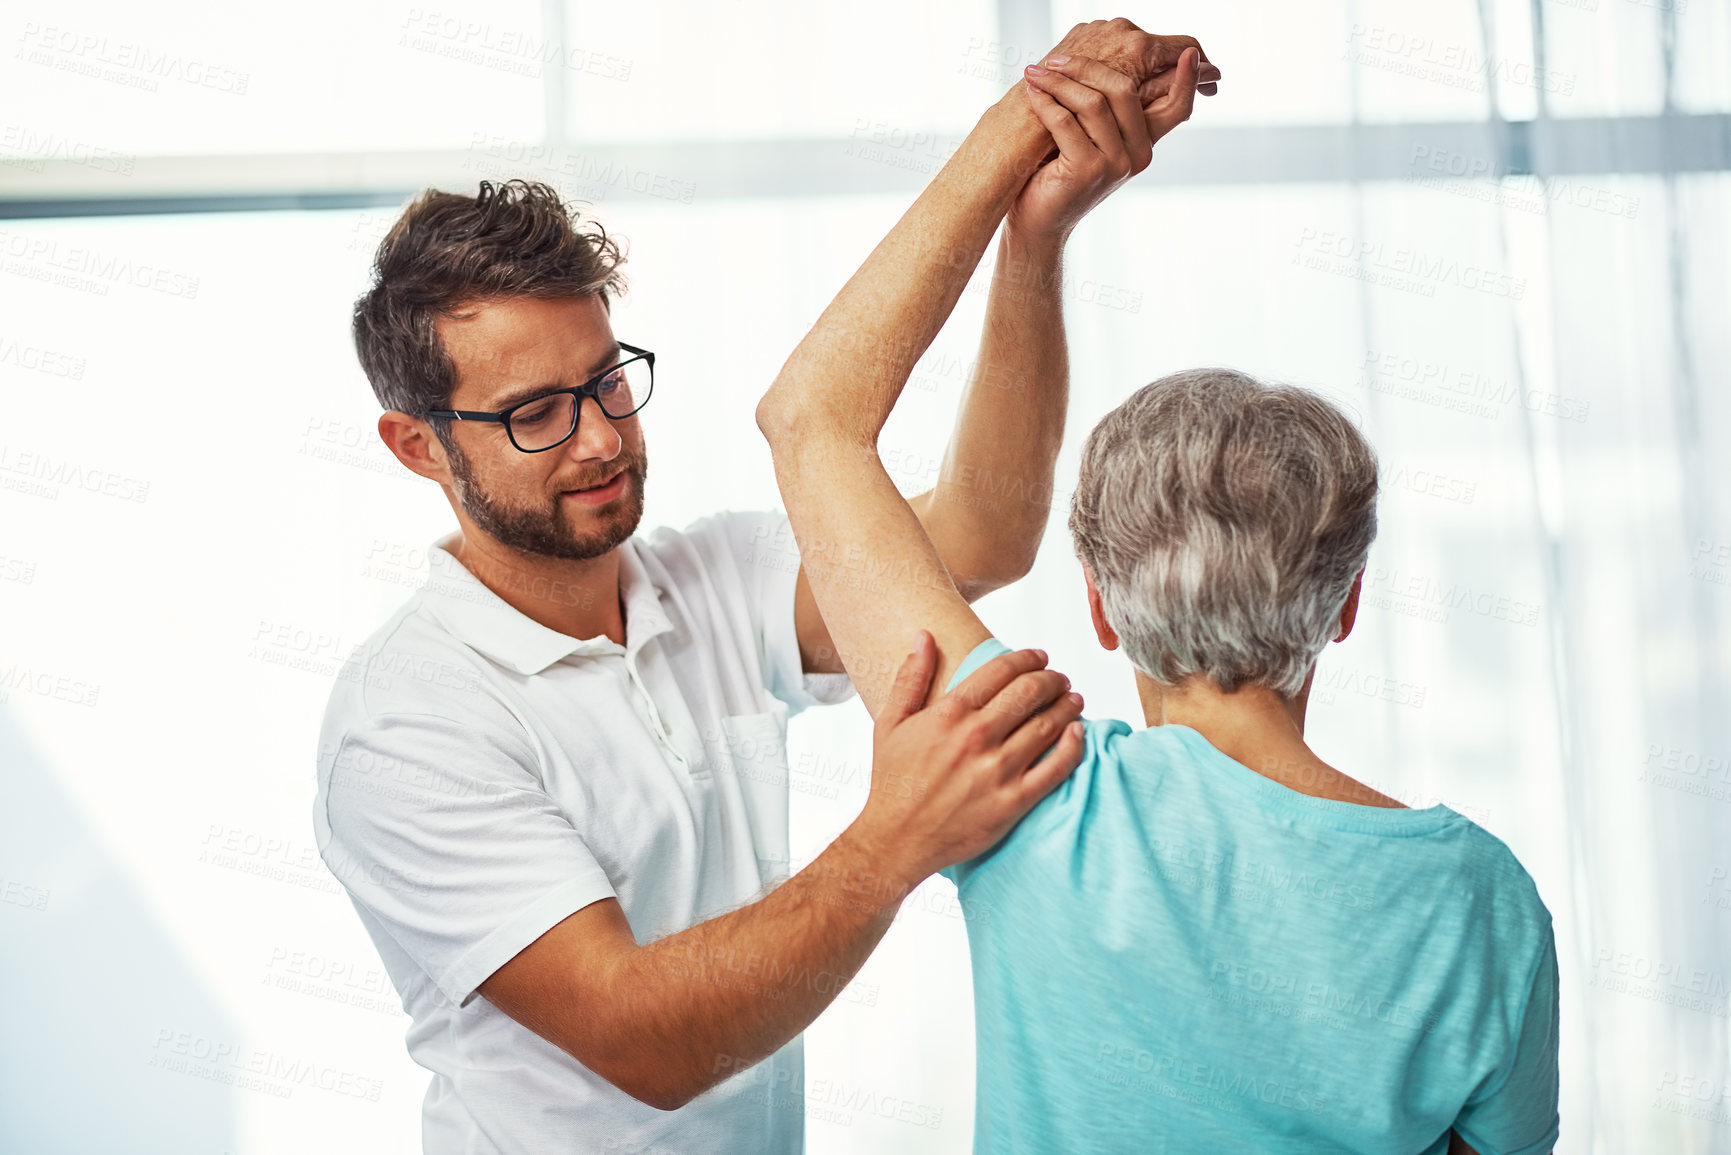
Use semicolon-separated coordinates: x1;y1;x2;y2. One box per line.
1133;670;1406;809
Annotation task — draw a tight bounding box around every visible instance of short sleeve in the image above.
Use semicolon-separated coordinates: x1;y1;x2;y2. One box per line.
1453;932;1561;1155
936;638;1121;894
944;636;1015;693
937;638;1015;887
695;509;856;716
315;711;618;1008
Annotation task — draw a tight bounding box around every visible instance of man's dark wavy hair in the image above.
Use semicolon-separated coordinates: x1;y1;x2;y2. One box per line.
352;179;628;420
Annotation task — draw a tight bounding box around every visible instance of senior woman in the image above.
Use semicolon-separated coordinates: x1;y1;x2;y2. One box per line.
754;41;1559;1155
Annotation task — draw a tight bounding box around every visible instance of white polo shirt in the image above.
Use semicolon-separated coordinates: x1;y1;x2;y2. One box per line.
312;510;853;1155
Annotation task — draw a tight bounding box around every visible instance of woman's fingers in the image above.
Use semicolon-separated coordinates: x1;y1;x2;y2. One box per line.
1024;62;1132;176
1021;75;1096;165
1032;54;1153;173
1143;47;1200;143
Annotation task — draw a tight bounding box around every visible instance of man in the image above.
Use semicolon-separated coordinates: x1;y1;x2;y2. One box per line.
313;19;1219;1154
757;23;1558;1155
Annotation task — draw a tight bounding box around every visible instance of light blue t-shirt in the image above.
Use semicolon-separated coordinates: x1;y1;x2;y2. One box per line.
940;639;1559;1155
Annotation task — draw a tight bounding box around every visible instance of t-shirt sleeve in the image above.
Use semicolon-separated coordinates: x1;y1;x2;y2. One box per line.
944;636;1015;694
1452;931;1561;1155
937;637;1015;888
315;710;619;1009
935;638;1119;898
699;509;856;717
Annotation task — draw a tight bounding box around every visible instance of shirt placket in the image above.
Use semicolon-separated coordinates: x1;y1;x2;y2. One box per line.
631;642;713;779
618;647;687;772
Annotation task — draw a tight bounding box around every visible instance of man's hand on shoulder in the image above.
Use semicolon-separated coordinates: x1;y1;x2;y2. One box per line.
840;631;1086;887
475;641;1084;1112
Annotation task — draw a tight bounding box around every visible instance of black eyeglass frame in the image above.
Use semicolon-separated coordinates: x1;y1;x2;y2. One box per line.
424;341;655;453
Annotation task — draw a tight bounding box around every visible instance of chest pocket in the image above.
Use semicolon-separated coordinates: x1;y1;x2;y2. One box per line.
713;704;793;886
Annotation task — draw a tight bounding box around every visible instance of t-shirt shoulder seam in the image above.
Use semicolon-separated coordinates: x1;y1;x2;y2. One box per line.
319;708;542;832
347;596;481;715
1469;825;1550;890
1452;824;1553;929
952;717;1124;895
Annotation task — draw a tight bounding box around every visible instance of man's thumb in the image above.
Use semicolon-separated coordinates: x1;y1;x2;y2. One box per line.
885;630;936;722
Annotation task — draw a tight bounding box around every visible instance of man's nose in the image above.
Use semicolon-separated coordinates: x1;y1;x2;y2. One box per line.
566;396;622;461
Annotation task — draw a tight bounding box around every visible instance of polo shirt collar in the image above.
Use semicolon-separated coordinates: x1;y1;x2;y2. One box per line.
421;534;674;676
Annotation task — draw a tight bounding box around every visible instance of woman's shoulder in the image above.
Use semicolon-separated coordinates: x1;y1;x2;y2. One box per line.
1446;817;1554;928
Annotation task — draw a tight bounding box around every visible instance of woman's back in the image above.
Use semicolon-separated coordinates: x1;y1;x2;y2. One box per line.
942;646;1559;1155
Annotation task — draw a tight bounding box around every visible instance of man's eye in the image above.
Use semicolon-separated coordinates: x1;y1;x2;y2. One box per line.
597;371;625;396
513;400;554;425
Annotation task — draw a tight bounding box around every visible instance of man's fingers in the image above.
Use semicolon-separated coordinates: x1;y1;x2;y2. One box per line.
993;692;1084;777
1013;720;1087;809
1190;53;1222;93
944;647;1050;714
976;669;1072;743
1141;64;1218;104
881;630;936;724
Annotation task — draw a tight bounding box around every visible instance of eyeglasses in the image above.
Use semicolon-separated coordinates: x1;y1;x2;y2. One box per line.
425;342;655;453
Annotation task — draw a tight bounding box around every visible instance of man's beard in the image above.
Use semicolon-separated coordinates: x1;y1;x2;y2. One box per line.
443;436;648;562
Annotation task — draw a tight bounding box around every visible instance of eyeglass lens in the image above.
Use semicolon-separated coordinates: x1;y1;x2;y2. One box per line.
506;359;651;451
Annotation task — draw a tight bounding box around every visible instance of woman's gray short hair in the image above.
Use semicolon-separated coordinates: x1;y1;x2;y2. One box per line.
1068;368;1378;696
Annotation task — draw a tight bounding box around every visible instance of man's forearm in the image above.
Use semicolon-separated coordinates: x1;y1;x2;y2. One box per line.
912;227;1068;595
591;829;913;1110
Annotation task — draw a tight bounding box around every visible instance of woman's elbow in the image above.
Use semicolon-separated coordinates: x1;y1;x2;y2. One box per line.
755;384;808;451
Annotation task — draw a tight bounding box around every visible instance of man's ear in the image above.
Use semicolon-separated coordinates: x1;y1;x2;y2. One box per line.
1082;565;1120;651
378;411;452;485
1334;569;1364;643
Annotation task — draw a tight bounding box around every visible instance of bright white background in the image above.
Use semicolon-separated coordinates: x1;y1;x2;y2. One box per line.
1;1;1728;1152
